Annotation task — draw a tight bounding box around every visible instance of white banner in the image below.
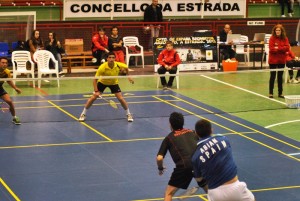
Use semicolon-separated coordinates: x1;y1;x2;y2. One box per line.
63;0;246;20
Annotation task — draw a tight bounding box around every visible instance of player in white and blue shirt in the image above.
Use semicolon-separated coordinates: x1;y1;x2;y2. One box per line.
192;119;255;201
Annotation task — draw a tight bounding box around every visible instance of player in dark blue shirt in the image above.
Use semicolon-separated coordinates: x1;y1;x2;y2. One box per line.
192;119;255;201
156;112;207;201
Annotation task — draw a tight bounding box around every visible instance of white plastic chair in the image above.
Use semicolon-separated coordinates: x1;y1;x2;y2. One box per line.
262;34;271;64
235;35;249;65
123;36;144;68
11;50;35;87
33;50;60;88
156;67;180;89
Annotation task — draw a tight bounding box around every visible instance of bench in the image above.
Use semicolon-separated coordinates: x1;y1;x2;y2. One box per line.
61;51;154;73
62;51;93;73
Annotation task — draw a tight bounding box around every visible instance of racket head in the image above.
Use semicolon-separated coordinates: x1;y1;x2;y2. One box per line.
109;100;118;109
0;101;9;113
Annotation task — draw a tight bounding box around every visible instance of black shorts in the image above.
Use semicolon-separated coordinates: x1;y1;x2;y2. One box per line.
168;167;194;189
0;86;7;97
97;82;121;94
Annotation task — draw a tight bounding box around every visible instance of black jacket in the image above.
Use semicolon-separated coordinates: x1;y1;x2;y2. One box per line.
144;4;163;24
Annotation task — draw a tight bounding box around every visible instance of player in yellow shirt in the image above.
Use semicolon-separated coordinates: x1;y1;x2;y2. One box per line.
79;52;134;122
0;57;22;125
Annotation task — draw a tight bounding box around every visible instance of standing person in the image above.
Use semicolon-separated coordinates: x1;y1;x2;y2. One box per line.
44;31;64;74
279;0;293;17
156;112;207;201
219;24;236;60
286;47;300;84
157;41;181;90
0;57;22;125
108;26;125;63
78;52;134;122
268;24;290;98
186;49;194;62
28;29;44;58
91;27;109;66
192;119;255;201
144;0;163;51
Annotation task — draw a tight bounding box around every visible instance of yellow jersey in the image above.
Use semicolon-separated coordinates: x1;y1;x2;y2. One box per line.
95;61;128;85
0;68;11;86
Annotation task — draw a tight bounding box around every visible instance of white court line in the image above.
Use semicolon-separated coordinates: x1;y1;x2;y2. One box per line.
288;152;300;156
200;75;300;129
265;120;300;128
201;75;286;105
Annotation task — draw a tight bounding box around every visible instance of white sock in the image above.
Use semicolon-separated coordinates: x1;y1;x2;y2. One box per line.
82;108;87;115
126;108;130;115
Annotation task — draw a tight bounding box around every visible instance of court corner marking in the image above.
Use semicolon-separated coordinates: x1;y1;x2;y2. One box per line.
0;177;21;201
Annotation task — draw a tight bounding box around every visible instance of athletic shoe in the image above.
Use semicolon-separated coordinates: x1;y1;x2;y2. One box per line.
281;15;286;17
179;187;199;200
292;78;299;84
12;116;21;125
127;114;133;122
78;114;86;122
163;85;168;90
59;71;64;75
288;13;293;17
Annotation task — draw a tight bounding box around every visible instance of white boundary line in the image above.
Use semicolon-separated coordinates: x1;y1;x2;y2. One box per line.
265;120;300;128
288;152;300;156
200;75;300;129
201;75;286;105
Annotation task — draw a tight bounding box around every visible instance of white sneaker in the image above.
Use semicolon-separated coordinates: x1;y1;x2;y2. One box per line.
78;114;86;122
292;78;299;84
288;13;292;17
179;187;199;200
281;15;286;17
127;114;133;122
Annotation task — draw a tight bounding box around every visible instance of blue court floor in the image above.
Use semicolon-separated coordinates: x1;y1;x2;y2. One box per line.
0;90;300;201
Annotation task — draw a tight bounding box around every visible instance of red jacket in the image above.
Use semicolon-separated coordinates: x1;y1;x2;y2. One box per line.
92;33;108;52
286;49;295;62
268;35;290;64
157;49;181;67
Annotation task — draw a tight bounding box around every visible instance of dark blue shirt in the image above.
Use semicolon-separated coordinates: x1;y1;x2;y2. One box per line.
192;134;237;189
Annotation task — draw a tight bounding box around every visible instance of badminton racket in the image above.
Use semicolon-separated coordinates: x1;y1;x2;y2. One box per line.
99;96;118;109
0;101;9;113
92;92;118;109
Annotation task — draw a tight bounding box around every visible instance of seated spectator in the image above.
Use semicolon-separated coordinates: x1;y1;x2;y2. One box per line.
157;41;181;90
108;26;125;63
28;30;44;58
219;24;236;60
286;47;300;84
44;31;64;74
92;27;109;66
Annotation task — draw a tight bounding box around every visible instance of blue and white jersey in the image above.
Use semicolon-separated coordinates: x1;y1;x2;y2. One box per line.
192;134;237;189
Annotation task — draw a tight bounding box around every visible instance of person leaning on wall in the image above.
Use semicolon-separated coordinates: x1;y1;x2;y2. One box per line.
278;0;293;17
144;0;163;51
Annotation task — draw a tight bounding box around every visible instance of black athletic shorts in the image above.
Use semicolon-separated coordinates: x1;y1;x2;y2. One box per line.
168;167;194;189
97;82;121;94
0;86;7;97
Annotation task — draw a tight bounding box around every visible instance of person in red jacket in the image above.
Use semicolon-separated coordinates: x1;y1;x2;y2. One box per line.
157;41;181;90
268;24;290;98
92;27;109;66
286;47;300;84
